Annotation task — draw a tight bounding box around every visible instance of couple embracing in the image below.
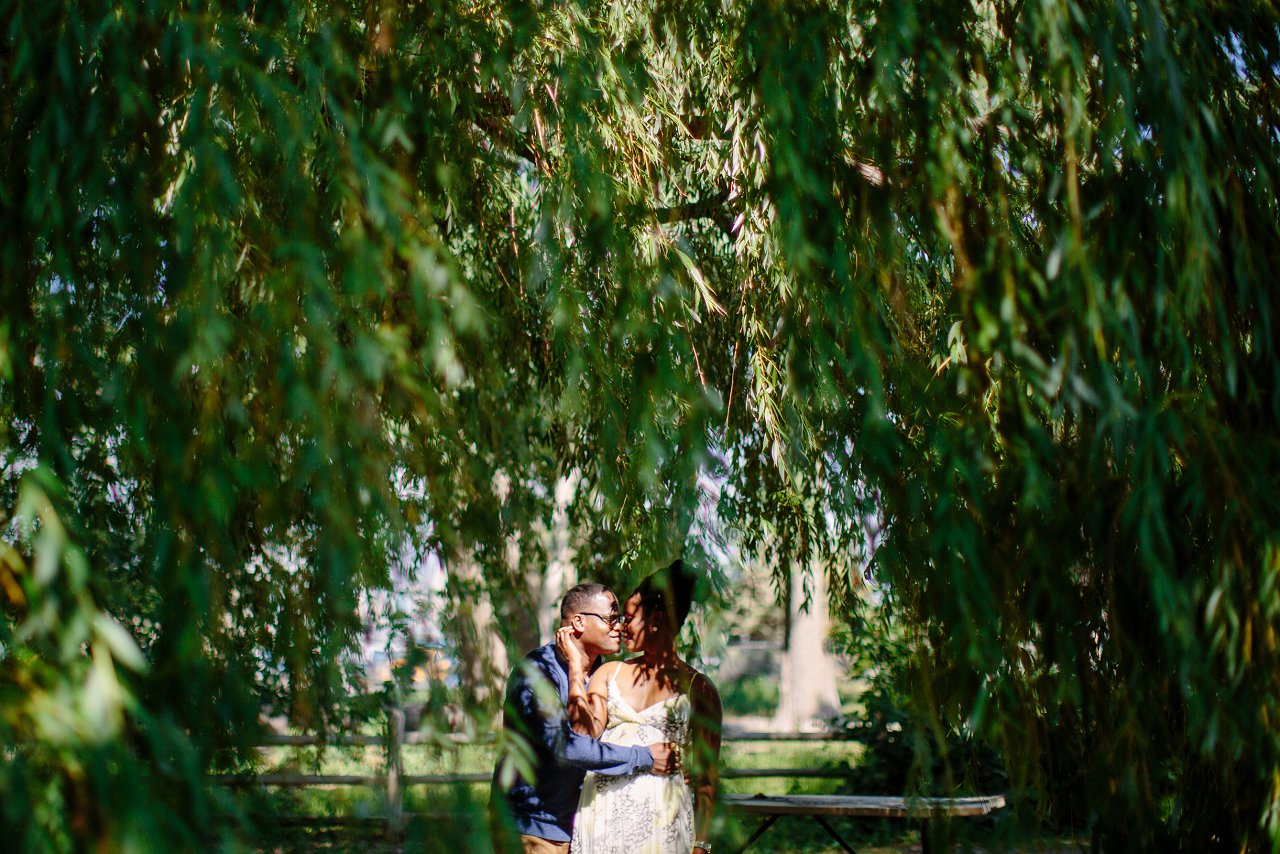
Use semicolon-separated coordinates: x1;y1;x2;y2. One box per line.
492;560;722;854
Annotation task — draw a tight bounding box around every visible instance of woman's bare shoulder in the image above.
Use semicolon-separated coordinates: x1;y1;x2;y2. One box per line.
614;655;650;673
588;659;625;687
686;666;720;702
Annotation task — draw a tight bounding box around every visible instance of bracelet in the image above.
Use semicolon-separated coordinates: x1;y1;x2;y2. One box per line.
694;841;712;853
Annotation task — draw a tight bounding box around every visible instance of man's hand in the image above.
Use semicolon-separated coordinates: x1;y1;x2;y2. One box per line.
555;625;591;677
647;741;681;776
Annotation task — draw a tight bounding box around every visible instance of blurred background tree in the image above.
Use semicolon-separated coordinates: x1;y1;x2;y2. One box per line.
2;0;1277;851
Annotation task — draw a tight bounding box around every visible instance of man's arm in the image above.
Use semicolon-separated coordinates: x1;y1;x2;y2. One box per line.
558;726;652;774
511;660;673;776
557;707;679;775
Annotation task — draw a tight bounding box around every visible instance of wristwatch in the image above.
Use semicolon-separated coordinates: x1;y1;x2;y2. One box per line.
694;841;713;853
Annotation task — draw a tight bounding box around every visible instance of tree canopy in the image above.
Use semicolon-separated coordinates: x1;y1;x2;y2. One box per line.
2;0;1278;850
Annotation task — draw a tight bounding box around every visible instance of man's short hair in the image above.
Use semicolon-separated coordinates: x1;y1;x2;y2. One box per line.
560;582;611;621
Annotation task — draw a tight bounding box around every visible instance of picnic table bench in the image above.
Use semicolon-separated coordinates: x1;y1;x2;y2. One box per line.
723;793;1007;853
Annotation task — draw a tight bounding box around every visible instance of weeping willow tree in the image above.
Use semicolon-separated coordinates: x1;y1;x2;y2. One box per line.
2;0;1277;850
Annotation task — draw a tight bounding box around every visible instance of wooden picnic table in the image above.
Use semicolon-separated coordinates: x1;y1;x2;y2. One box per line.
722;793;1007;853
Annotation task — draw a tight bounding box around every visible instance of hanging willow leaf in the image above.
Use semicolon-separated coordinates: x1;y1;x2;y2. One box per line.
2;0;1278;850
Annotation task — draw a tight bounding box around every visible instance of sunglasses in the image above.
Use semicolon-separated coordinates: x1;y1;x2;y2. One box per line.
576;611;623;628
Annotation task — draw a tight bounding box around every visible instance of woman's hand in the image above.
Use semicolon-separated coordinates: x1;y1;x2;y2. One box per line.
555;625;591;677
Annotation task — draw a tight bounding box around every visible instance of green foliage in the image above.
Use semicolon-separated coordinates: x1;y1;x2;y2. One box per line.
719;674;780;719
3;0;1278;850
837;592;1006;802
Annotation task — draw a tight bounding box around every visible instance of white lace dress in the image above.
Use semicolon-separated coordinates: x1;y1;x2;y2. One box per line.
570;671;693;854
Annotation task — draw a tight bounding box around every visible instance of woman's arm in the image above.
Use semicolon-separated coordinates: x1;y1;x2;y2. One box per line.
567;660;613;738
689;670;723;854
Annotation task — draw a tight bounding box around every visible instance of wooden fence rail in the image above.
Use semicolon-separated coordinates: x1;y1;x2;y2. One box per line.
250;729;851;747
216;768;853;788
215;709;862;837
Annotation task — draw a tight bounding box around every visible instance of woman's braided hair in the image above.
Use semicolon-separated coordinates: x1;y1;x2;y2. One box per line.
634;559;697;631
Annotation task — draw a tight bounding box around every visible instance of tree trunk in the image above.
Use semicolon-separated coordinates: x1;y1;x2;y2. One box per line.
773;561;842;732
443;549;509;720
535;474;579;643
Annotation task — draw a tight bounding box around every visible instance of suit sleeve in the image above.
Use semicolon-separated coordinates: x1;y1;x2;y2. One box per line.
511;663;654;775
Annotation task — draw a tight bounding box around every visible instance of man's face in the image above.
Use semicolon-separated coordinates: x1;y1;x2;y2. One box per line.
571;591;622;656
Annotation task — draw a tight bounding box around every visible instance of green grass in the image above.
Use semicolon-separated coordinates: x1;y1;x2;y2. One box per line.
719;674;781;718
713;740;911;852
